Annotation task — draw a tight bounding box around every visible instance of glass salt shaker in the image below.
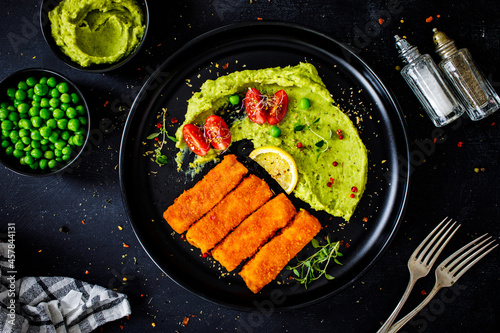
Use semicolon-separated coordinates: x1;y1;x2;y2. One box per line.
432;28;500;121
394;35;465;127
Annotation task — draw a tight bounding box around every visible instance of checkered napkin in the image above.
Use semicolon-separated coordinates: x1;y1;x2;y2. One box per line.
0;243;131;333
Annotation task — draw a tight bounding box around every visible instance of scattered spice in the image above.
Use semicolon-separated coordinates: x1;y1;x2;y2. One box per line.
156;122;162;129
425;16;433;23
378;18;385;25
222;63;229;69
421;289;427;295
332;161;338;167
296;142;303;148
123;242;130;248
338;135;344;140
151;322;156;327
345;243;350;248
351;186;358;193
59;226;70;233
85;270;89;275
171;117;178;124
457;141;463;147
103;100;109;107
350;193;355;198
182;316;190;327
81;220;86;225
362;217;369;222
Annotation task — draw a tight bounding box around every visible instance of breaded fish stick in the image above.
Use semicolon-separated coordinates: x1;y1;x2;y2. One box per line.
186;174;273;254
239;209;322;293
163;154;247;234
212;193;296;271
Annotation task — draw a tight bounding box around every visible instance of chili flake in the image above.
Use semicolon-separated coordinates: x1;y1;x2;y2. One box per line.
426;16;433;23
457;141;463;147
421;289;427;295
182;316;190;327
222;63;229;69
378;18;385;25
363;217;369;222
123;242;130;248
171;117;179;124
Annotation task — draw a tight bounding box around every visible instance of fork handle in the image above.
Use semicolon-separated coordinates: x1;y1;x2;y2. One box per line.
376;279;417;333
387;284;442;333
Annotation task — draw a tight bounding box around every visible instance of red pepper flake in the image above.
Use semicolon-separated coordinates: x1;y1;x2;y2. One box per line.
182;316;190;327
433;137;437;143
425;16;433;23
120;325;124;330
171;118;178;124
421;289;427;295
327;181;333;187
81;220;85;225
103;100;109;107
180;234;186;241
351;186;358;193
491;122;496;126
222;63;229;69
362;217;369;222
257;17;263;21
338;135;344;140
123;243;130;248
436;14;441;18
140;294;144;297
202;253;208;258
345;243;350;248
85;270;89;274
457;141;463;147
332;161;338;167
156;122;163;128
296;142;303;148
378;18;385;25
350;193;355;198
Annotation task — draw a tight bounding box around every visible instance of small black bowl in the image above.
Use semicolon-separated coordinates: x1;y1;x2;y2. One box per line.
40;0;149;73
0;68;90;177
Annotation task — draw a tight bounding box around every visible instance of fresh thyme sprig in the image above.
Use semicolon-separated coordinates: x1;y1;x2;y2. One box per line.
286;235;343;288
147;109;178;166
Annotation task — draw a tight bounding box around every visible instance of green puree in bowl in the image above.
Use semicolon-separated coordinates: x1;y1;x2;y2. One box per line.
49;0;145;67
175;63;368;221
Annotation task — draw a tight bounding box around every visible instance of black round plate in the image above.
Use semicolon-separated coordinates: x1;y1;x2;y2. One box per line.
119;22;410;310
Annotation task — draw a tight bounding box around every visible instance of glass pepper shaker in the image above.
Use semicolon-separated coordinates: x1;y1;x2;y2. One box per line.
394;35;465;127
432;28;500;121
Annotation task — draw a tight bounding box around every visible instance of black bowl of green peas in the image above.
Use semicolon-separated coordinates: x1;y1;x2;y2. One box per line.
0;68;90;176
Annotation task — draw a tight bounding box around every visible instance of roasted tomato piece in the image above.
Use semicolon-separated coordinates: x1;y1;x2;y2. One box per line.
182;124;210;156
244;88;268;124
204;115;231;150
268;89;288;125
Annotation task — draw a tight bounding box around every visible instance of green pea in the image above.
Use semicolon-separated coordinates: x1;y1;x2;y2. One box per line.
78;116;87;126
40;98;49;108
39;108;51;120
270;126;281;137
18;103;29;114
28;106;40;117
21;136;31;145
299;98;311;109
229;95;240;105
60;103;69;111
1;120;13;131
39;126;52;138
52;108;64;119
66;107;77;119
39;159;48;170
72;134;84;146
34;83;49;96
50;88;60;98
23;145;32;152
39;77;47;84
57;119;68;130
46;119;57;129
26;77;37;87
49;97;59;108
67;119;80;131
32;94;41;103
5;146;13;156
62;146;72;155
47;159;56;168
19;129;29;137
30;148;42;159
31;116;42;128
48;132;59;143
40;138;49;145
70;92;79;104
18;81;28;90
24;155;34;165
1;139;9;148
31;140;41;149
13;100;21;108
27;88;34;99
9;130;19;142
44;150;55;159
60;93;70;104
30;130;41;141
15;89;26;101
0;108;8;120
57;82;69;94
76;105;85;115
1;130;9;138
13;149;24;158
8;112;19;123
54;148;62;157
47;77;57;88
6;88;16;98
18;118;31;129
54;140;66;150
29;161;39;169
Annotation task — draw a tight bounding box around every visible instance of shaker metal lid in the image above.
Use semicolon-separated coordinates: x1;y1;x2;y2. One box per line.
394;35;420;63
432;28;457;58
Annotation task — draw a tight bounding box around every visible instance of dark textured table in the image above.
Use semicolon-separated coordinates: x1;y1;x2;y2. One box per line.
1;1;498;332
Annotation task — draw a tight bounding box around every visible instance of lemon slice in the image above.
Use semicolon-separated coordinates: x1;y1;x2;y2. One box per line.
249;146;298;194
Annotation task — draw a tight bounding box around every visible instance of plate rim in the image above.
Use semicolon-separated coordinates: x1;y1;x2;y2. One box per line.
119;21;411;311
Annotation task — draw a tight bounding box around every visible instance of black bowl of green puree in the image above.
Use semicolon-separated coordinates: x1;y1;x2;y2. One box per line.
0;68;90;177
40;0;149;72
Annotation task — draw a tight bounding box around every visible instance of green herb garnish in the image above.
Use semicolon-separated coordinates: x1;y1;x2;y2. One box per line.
147;109;177;166
286;235;343;288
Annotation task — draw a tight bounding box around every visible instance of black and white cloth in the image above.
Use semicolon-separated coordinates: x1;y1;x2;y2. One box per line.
0;243;131;333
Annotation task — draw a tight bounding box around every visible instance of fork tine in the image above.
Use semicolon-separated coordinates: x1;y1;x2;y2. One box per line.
439;233;488;268
451;239;498;281
422;220;460;266
412;217;451;257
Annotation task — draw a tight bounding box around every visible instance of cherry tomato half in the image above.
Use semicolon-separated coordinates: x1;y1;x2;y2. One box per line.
183;124;210;156
204;115;231;150
244;88;267;124
267;89;288;125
